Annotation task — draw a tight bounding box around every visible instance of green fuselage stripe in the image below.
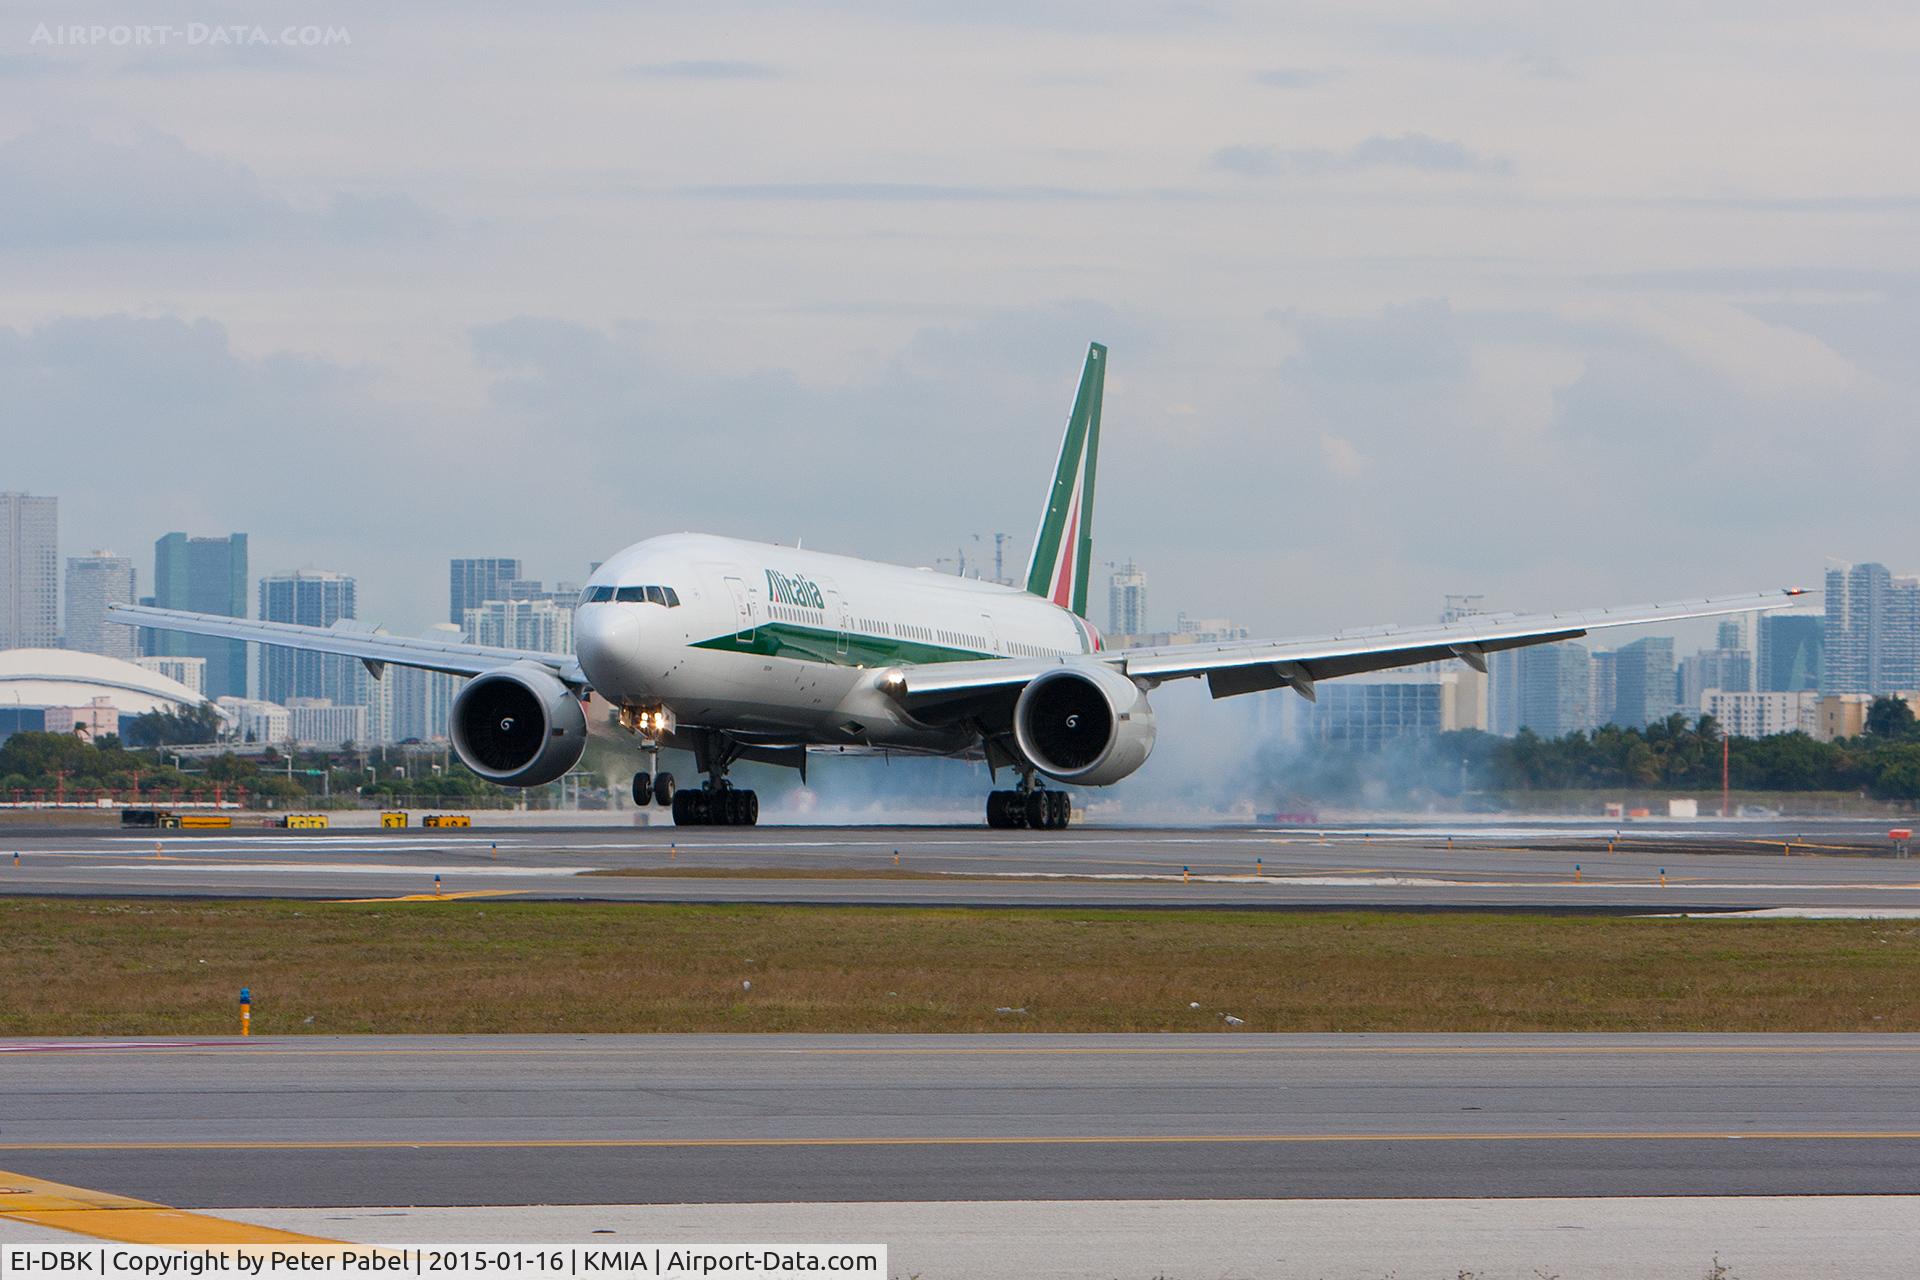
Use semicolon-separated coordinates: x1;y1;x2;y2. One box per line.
689;621;1002;668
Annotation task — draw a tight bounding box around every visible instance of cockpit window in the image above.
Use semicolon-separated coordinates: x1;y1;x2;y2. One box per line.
607;585;681;607
584;586;615;603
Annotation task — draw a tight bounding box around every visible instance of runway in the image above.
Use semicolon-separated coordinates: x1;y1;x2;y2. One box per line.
0;819;1916;911
2;1033;1918;1206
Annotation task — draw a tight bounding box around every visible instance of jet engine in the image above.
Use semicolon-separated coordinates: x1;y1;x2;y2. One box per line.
449;661;588;787
1012;664;1156;786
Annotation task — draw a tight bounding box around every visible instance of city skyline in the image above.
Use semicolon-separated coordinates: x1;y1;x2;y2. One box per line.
7;481;1914;751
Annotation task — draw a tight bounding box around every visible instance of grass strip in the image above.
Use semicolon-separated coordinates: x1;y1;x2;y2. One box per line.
2;897;1916;1035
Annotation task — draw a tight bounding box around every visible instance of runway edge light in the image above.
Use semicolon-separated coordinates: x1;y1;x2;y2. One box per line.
239;987;251;1037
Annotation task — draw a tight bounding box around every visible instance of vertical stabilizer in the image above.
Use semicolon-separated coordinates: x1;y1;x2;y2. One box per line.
1023;343;1105;617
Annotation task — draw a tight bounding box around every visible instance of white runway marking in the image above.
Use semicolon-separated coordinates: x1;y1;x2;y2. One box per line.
79;863;592;877
1657;907;1920;919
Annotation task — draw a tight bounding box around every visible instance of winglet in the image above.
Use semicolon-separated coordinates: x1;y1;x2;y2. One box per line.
1023;343;1105;618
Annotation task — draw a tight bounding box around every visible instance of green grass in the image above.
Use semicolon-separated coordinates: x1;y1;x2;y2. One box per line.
3;898;1918;1036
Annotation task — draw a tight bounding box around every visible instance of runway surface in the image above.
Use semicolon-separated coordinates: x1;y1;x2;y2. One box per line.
3;1033;1918;1206
0;819;1917;910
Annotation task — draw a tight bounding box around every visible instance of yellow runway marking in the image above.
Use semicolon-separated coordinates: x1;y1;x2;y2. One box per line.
0;1169;344;1245
327;890;525;903
5;1131;1919;1153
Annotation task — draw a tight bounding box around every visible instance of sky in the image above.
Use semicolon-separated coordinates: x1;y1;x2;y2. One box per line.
3;1;1916;643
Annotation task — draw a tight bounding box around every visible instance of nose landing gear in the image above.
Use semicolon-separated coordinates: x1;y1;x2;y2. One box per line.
633;771;676;806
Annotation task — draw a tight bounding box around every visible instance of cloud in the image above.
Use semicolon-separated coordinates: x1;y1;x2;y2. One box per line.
0;125;443;248
0;125;289;245
677;181;1115;202
1317;432;1369;477
1281;299;1472;386
1250;68;1333;88
623;60;779;80
1212;133;1511;177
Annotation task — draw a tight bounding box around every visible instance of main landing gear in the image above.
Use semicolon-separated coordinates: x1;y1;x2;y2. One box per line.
986;773;1072;830
669;729;759;826
671;786;759;826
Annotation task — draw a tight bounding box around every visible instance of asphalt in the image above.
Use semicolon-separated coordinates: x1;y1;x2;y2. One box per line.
2;1034;1918;1206
0;819;1916;910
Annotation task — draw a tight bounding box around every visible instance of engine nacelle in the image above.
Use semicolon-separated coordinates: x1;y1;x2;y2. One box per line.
449;661;588;787
1012;664;1156;786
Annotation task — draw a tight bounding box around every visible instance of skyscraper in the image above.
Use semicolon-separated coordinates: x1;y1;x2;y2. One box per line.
450;558;523;626
1107;559;1147;637
391;625;464;742
462;598;574;654
1823;562;1920;695
65;551;136;660
1510;641;1590;738
1757;614;1823;692
1611;636;1676;729
153;532;249;699
259;570;360;706
1;492;58;650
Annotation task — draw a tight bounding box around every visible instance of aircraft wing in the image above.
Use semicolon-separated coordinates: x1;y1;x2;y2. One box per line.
108;603;585;686
891;588;1808;709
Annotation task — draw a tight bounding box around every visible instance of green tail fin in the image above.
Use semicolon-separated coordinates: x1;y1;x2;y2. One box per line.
1023;343;1105;616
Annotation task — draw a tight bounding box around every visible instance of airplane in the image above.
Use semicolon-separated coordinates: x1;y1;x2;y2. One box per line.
112;343;1805;828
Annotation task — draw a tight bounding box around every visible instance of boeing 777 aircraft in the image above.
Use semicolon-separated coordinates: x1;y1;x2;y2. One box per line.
113;344;1803;828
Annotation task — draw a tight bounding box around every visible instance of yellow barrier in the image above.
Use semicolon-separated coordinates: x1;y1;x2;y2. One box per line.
422;814;471;828
380;811;409;828
283;814;330;830
177;814;232;830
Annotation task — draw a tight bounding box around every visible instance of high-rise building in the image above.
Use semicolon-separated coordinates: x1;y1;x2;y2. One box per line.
1611;636;1676;729
1823;562;1920;695
1701;690;1818;739
1510;641;1590;738
153;532;248;699
1756;614;1823;692
463;598;573;654
285;698;368;748
391;625;464;742
1677;646;1752;712
1107;560;1147;638
1;492;59;650
1588;651;1617;731
259;570;360;706
136;655;205;697
64;551;136;660
450;558;523;626
1296;670;1485;751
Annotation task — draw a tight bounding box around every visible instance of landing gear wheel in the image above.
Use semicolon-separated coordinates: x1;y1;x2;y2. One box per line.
671;789;702;826
631;772;652;806
743;791;760;825
1046;791;1070;830
1025;791;1049;829
653;772;677;806
986;790;1029;829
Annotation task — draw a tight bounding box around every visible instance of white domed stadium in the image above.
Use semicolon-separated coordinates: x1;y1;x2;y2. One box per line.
0;649;207;737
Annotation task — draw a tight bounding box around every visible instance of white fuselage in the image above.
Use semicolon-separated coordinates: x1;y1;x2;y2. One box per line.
571;533;1101;752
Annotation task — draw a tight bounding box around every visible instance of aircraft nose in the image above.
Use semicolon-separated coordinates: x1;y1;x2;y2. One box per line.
575;604;642;692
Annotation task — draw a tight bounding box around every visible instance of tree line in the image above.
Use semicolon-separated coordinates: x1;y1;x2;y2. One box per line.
1252;698;1920;806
